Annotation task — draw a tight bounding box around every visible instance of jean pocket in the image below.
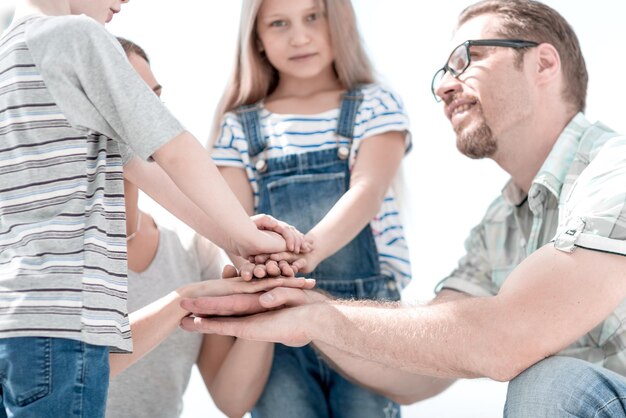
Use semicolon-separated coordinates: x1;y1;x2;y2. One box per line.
4;337;52;406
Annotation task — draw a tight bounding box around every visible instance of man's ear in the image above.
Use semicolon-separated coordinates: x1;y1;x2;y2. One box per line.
535;43;561;85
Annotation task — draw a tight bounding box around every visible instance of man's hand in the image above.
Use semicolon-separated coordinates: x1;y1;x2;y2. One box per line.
180;303;315;347
180;269;315;303
180;274;329;317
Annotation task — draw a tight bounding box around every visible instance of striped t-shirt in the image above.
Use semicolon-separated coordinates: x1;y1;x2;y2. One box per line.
212;84;412;287
0;15;184;351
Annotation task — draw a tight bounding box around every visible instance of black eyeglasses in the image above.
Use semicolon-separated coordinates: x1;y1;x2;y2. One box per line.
431;39;539;102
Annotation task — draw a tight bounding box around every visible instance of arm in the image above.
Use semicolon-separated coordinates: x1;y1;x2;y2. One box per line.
306;245;626;381
180;287;456;404
134;132;282;258
195;265;273;418
108;275;315;378
311;290;462;403
124;145;305;258
182;245;626;382
197;336;272;417
276;132;406;271
219;166;297;278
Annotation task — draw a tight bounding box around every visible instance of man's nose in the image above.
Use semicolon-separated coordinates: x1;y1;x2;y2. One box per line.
435;72;462;103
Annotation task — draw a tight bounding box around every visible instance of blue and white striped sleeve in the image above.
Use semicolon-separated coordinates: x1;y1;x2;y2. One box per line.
353;85;412;152
211;113;247;169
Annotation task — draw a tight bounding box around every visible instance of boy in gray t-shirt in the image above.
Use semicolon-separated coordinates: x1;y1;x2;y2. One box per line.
0;1;310;417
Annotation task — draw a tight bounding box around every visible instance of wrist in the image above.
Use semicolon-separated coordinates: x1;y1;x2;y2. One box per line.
302;301;332;343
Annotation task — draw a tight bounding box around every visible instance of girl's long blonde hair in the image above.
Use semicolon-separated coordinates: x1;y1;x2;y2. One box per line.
209;0;376;145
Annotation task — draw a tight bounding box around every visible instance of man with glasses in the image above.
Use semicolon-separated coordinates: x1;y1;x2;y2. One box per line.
181;1;626;415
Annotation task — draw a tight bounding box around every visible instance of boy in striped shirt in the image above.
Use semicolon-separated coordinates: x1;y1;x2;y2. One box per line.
0;1;308;416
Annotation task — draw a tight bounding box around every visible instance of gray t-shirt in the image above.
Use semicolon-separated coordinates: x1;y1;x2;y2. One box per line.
0;15;184;351
107;227;223;418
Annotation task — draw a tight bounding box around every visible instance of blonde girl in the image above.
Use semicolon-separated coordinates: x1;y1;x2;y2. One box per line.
211;0;412;416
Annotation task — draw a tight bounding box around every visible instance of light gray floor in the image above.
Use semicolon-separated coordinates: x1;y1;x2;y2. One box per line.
180;366;507;418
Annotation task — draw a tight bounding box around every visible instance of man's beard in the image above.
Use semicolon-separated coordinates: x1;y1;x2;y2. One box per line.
454;110;497;159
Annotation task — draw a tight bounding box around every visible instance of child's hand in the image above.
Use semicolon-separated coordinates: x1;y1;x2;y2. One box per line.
180;267;316;300
251;214;313;254
227;261;283;281
235;258;301;281
251;250;319;276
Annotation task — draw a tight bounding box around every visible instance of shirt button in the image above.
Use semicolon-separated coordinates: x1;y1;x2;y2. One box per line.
387;281;397;291
519;238;526;248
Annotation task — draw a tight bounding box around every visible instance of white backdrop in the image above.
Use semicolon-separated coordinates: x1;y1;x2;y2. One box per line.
3;1;626;417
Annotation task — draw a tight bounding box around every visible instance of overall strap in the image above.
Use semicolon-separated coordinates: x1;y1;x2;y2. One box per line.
336;87;365;142
235;103;266;158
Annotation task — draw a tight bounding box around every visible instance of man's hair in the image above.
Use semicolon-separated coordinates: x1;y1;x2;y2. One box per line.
459;0;587;112
117;37;150;63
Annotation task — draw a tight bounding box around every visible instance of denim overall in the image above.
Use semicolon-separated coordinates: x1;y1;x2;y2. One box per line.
237;89;401;418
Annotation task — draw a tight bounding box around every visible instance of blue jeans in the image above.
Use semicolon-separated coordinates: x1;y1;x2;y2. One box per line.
253;343;400;418
0;337;109;418
505;356;626;417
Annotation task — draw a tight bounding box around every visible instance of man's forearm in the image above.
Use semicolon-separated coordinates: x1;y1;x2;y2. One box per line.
314;340;455;404
306;298;506;380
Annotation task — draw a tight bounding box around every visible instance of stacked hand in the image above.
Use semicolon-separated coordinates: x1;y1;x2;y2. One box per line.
179;264;330;347
244;215;315;279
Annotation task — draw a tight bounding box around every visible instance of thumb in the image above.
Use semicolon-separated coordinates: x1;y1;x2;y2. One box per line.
252;214;278;229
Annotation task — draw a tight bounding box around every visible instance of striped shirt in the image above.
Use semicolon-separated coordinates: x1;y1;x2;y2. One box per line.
438;113;626;374
0;15;183;351
212;84;412;287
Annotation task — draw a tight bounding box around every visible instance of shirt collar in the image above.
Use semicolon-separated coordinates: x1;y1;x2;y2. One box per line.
502;112;590;207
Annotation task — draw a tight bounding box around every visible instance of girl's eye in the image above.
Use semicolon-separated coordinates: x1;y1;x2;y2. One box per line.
270;20;287;28
306;13;319;22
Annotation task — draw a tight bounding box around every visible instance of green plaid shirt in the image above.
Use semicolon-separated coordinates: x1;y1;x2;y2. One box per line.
437;113;626;375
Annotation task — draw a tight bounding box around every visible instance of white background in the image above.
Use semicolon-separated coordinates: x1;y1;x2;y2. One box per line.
3;1;626;417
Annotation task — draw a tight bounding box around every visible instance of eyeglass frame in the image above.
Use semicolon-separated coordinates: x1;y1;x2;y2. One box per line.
431;39;539;102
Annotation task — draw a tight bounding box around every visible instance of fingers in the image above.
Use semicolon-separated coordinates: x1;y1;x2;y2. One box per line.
269;252;300;263
251;213;277;230
252;214;296;252
265;260;281;276
239;262;255;281
252;264;267;279
291;258;307;274
180;316;236;335
236;277;316;294
259;287;327;309
253;254;271;264
301;237;314;253
278;260;296;276
180;294;265;316
259;287;308;308
222;264;238;279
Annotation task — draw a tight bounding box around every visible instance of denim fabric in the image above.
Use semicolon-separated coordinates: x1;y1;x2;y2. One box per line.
240;90;401;417
0;337;109;418
252;344;400;418
505;356;626;417
257;148;380;282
